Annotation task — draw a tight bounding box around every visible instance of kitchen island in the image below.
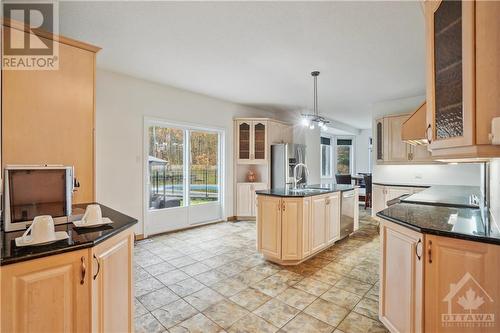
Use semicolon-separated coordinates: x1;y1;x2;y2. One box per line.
256;184;358;265
0;203;137;333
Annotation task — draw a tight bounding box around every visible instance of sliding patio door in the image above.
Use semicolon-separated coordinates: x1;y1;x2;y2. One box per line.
144;119;224;236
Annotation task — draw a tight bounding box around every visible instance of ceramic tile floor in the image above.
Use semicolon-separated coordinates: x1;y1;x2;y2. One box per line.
134;208;388;333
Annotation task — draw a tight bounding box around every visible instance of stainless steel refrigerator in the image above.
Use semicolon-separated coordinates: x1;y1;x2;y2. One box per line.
271;144;307;189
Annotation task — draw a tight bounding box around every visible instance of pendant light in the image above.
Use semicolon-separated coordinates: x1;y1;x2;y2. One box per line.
301;71;329;130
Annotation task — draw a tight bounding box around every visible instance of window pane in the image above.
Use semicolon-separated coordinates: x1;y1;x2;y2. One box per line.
190;131;219;205
321;144;331;177
148;126;184;210
336;145;351;175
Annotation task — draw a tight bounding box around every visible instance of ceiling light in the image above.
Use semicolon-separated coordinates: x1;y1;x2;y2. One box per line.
301;71;330;130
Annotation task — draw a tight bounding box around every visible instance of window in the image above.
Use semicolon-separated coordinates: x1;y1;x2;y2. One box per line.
320;136;332;178
335;138;353;175
148;125;221;210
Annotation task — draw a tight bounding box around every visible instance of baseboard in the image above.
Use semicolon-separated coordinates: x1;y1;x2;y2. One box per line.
135;234;145;241
227;216;237;221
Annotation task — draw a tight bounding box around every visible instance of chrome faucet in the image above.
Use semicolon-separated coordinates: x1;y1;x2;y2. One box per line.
293;163;309;189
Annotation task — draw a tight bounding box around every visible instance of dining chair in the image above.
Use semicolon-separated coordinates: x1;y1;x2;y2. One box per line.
363;174;372;209
335;174;352;185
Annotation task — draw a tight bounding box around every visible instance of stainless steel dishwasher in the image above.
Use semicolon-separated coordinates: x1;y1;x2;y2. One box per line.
340;190;356;239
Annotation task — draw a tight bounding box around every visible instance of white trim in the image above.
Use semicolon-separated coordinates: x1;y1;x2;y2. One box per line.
143;116;225;237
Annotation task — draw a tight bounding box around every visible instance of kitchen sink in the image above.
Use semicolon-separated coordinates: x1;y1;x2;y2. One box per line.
289;188;330;193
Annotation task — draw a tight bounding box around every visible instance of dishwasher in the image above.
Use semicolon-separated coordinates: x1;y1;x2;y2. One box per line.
340;190;356;239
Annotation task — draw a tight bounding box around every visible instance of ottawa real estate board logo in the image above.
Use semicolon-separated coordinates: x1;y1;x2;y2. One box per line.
442;272;495;328
2;1;59;70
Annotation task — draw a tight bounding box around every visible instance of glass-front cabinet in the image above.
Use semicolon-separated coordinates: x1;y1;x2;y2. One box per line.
425;0;475;150
237;120;267;164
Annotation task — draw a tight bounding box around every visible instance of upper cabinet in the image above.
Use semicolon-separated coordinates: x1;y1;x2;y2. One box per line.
235;118;293;165
1;22;100;203
236;120;267;164
376;114;433;164
425;0;500;159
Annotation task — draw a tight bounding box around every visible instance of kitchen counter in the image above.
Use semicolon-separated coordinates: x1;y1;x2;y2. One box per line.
377;203;500;245
372;181;430;188
401;185;481;208
0;203;137;266
256;184;356;197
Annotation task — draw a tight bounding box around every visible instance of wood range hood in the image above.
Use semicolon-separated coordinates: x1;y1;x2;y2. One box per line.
401;102;429;146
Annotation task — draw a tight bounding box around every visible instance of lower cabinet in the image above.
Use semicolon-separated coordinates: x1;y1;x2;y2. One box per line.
380;219;500;333
1;249;91;333
424;235;499;333
257;193;341;264
379;219;424;333
0;228;134;333
92;228;135;333
237;182;267;217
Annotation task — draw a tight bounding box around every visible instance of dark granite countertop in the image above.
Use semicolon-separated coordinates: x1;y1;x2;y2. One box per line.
256;184;356;197
1;203;137;266
377;203;500;245
401;185;481;208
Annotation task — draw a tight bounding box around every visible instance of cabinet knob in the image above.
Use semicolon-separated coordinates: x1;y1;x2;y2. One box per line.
428;240;432;263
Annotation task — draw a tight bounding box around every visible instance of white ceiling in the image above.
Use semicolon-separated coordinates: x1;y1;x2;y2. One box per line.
59;1;426;129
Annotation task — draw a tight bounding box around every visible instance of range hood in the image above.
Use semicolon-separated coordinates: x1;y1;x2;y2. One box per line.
402;102;429;145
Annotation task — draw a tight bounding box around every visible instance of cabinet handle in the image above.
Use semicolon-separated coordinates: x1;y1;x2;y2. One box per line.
428;240;432;264
282;202;286;211
426;124;432;144
80;256;86;285
415;239;422;261
93;254;101;280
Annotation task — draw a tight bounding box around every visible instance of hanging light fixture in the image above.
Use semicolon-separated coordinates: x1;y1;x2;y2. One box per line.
301;71;329;130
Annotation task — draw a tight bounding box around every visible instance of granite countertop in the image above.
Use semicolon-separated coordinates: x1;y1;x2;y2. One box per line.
401;185;481;208
256;184;357;197
0;203;137;266
377;203;500;245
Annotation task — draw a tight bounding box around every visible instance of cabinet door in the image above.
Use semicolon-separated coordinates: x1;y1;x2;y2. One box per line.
1;250;91;333
251;183;268;217
282;125;293;144
302;197;311;257
237;121;252;162
426;0;475;150
310;195;327;253
326;193;341;245
92;229;134;333
252;121;267;162
386;187;414;202
387;115;410;162
281;198;304;260
425;235;499;333
380;220;424;333
236;183;253;216
372;185;387;216
257;196;282;259
2;36;96;203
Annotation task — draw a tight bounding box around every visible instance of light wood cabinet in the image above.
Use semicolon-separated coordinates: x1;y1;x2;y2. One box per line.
1;249;91;333
1;23;100;204
425;0;500;159
236;182;267;218
257;195;282;260
326;192;341;245
376;115;432;164
236;120;267;164
380;220;424;333
257;193;343;265
425;235;499;333
91;229;134;333
311;195;328;253
372;185;424;218
0;229;134;333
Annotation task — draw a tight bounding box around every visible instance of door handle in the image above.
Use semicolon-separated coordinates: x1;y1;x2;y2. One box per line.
93;254;101;280
80;256;86;285
428;240;432;263
415;239;422;261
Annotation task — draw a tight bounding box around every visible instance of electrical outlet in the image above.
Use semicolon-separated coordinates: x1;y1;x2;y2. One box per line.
415;174;423;180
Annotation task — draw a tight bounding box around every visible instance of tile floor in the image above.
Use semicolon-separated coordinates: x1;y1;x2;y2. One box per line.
134;209;388;333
